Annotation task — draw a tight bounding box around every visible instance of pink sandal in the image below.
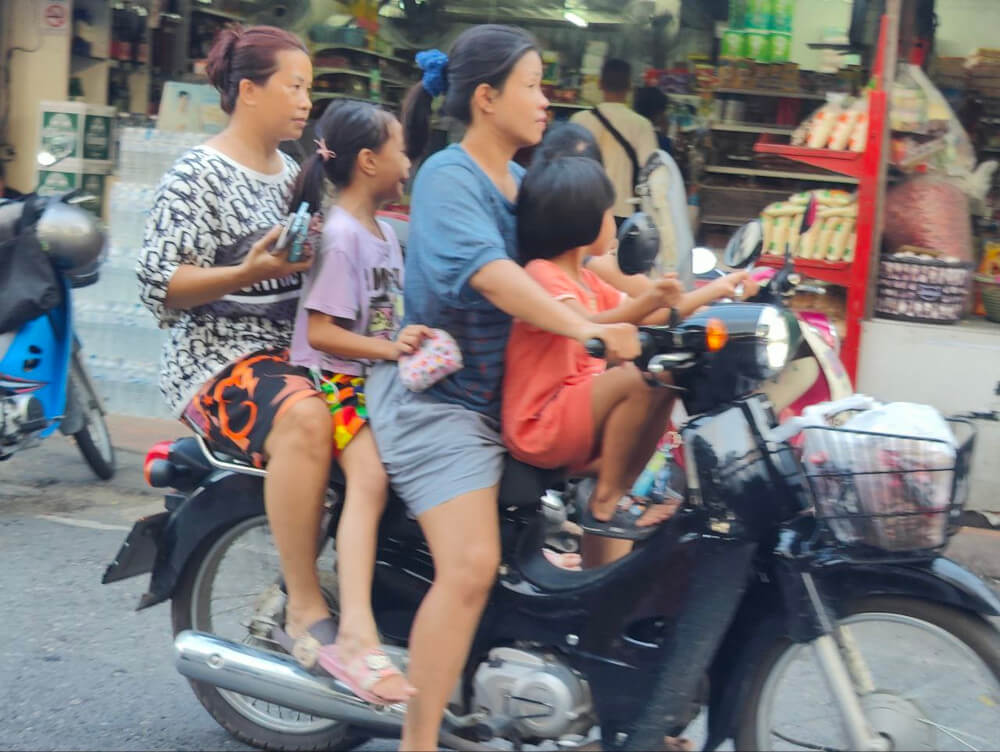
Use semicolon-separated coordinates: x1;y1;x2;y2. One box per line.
318;644;412;705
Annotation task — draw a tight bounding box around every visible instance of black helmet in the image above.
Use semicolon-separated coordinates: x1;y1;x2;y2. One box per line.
616;211;660;276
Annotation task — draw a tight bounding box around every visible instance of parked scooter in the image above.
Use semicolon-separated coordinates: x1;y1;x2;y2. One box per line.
104;215;999;751
0;151;114;478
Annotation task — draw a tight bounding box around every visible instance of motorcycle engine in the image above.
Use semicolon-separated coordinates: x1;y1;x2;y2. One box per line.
471;647;592;740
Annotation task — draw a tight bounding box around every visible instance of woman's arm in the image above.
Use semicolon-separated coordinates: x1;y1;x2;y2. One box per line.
470;259;640;360
164;225;314;310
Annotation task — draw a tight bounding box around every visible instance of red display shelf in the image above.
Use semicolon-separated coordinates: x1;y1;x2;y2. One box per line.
753;143;864;179
757;254;853;287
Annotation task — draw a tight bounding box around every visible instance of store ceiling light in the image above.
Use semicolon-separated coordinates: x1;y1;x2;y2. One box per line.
564;10;588;27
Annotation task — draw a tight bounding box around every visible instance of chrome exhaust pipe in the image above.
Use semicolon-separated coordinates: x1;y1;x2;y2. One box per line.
174;630;405;733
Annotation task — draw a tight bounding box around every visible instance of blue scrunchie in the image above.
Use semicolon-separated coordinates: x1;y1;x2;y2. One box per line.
416;49;449;98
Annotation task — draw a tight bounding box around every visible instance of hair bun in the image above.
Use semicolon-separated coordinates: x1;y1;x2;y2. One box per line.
205;23;244;92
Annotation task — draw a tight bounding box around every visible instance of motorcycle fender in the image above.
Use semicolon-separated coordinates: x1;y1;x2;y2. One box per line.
137;471;265;610
704;556;1000;750
812;556;1000;617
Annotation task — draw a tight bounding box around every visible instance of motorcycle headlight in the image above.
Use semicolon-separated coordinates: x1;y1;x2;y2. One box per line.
755;305;791;376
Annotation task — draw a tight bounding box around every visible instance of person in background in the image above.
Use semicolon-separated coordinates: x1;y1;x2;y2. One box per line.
634;85;672;154
571;58;657;226
0;162;24;200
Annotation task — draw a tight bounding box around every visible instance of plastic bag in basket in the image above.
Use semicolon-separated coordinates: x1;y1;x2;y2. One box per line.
800;399;957;551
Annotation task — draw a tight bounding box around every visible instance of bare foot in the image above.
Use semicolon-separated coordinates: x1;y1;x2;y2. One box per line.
543;549;583;570
634;498;682;528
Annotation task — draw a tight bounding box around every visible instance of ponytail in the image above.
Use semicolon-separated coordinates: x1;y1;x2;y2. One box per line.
404;27;538;160
402;83;435;160
289;154;327;214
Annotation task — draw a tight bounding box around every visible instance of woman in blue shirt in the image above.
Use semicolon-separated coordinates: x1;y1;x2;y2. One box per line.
366;25;640;749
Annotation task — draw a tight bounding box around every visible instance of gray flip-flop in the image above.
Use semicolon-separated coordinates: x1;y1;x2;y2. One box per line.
272;616;338;672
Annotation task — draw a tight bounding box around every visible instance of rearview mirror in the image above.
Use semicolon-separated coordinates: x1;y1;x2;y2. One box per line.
691;247;718;276
723;220;764;268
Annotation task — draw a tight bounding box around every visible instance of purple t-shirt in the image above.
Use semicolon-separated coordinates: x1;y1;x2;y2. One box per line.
290;207;404;376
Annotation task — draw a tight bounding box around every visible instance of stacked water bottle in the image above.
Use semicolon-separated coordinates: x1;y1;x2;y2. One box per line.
74;127;209;419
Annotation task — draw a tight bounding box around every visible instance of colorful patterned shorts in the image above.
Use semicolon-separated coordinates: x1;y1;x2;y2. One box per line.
312;370;368;458
182;350;320;469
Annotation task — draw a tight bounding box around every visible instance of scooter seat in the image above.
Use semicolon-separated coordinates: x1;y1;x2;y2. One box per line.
498;456;564;510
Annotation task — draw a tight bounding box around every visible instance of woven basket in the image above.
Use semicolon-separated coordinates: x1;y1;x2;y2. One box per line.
976;274;1000;322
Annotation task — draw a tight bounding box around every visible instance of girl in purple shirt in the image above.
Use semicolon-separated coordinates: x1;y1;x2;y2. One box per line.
288;100;429;704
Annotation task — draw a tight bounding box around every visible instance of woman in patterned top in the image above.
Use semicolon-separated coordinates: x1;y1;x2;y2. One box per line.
137;26;340;665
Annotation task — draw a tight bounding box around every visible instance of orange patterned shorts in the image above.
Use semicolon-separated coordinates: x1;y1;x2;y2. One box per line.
182;350;319;468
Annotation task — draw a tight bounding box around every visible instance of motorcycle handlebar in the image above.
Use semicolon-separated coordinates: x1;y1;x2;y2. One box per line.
584;332;655;361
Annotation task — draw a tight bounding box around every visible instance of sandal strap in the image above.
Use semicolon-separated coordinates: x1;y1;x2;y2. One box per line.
348;648;404;692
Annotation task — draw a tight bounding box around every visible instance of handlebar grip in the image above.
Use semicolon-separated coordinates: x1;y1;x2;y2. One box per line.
584;338;606;358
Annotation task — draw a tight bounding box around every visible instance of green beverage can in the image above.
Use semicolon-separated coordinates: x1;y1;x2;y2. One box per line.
769;32;793;62
729;0;747;29
770;0;795;32
745;0;771;30
746;30;770;61
722;29;747;59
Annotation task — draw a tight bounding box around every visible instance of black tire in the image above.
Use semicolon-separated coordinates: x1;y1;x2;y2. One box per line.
171;517;367;752
68;354;115;479
734;596;1000;751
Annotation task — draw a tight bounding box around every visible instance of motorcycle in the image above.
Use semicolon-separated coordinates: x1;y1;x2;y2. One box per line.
0;152;114;478
104;212;1000;751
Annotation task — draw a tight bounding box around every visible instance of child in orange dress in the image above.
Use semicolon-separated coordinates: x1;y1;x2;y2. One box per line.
503;156;746;555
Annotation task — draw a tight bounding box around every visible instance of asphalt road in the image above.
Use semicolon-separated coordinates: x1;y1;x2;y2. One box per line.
2;427;998;752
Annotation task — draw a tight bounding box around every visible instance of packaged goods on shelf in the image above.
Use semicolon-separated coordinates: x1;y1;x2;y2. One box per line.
792;93;869;152
760;190;858;262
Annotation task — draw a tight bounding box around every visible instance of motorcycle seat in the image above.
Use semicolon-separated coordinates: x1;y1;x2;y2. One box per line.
498;456;565;510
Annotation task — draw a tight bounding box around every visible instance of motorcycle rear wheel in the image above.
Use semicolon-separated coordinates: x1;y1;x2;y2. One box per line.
736;596;1000;751
68;352;114;479
171;515;367;751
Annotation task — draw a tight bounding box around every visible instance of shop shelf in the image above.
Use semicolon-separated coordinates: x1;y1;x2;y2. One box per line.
191;6;245;22
313;68;408;87
753;142;864;179
757;254;853;287
711;122;796;135
701;215;753;227
549;103;592;111
712;88;828;101
311;45;412;66
703;165;859;184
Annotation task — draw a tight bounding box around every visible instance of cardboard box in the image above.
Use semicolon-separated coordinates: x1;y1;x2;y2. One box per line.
36;159;111;216
38;101;116;162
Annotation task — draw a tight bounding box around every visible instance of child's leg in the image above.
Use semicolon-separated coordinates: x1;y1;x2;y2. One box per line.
580;369;676;569
334;426;415;701
586;364;674;519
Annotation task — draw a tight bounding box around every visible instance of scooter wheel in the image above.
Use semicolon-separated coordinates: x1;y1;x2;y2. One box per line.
68;354;114;480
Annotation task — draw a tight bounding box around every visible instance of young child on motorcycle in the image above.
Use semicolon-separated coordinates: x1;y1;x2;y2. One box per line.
503;156;749;565
287;99;429;704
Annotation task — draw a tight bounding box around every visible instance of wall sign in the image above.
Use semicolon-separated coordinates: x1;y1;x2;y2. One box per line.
40;0;71;35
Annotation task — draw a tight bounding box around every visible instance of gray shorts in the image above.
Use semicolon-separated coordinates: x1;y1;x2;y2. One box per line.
366;362;506;518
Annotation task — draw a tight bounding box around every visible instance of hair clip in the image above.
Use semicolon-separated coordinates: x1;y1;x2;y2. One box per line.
314;138;336;162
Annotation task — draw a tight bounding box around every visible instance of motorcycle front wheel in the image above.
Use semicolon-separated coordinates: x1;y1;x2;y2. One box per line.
171;515;366;752
736;596;1000;751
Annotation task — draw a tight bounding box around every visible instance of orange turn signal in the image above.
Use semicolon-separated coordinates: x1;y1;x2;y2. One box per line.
705;318;728;352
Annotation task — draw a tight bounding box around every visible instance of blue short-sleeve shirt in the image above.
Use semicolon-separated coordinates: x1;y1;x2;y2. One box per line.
403;145;524;418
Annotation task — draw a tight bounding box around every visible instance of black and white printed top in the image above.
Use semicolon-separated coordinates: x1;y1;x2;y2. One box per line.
137;145;303;416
